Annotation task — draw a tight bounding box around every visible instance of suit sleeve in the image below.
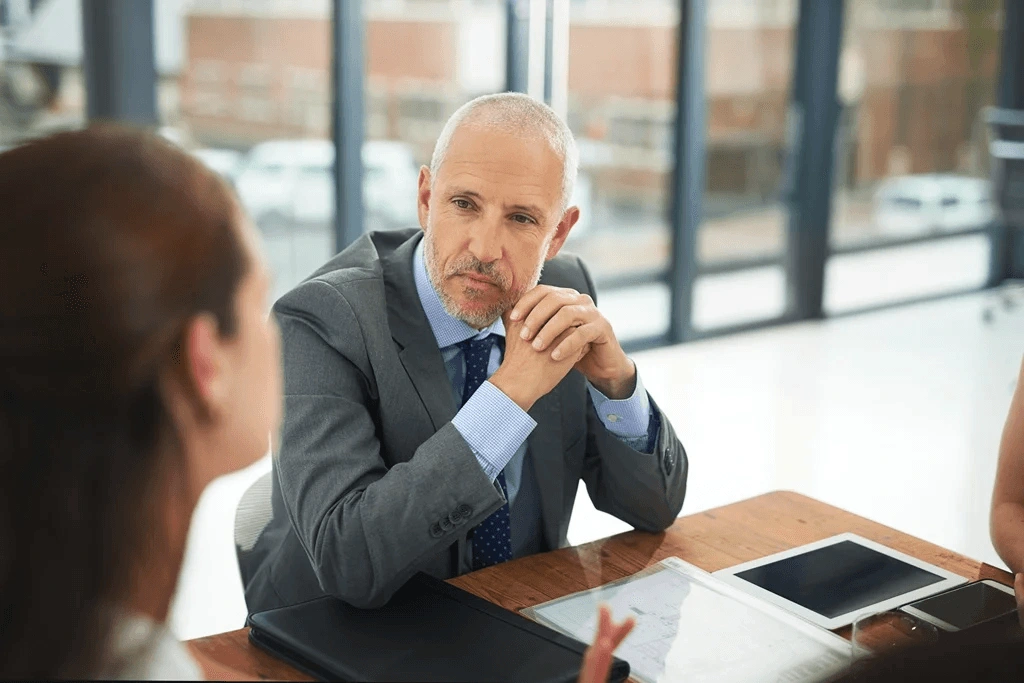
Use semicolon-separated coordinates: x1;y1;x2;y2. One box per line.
272;279;506;609
574;257;688;531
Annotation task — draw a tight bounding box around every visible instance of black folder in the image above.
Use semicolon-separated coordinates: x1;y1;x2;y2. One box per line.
246;572;630;682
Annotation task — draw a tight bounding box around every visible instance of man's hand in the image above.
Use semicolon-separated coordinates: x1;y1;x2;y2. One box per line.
509;285;636;399
489;313;588;412
578;605;635;683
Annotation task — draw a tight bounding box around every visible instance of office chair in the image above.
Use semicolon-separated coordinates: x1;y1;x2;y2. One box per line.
234;470;273;587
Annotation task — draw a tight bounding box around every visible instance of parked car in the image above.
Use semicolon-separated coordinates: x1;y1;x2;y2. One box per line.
363;139;421;228
233;138;420;232
873;174;996;238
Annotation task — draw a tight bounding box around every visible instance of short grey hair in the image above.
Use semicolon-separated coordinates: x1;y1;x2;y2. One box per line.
429;92;579;215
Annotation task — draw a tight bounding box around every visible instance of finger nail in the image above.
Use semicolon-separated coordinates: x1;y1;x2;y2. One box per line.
510;310;520;321
551;349;561;360
520;327;530;339
532;339;543;350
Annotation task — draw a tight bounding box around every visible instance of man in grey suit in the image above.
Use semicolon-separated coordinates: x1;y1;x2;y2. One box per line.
241;93;687;612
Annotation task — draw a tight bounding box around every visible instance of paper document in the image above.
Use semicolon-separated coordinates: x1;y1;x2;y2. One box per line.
523;557;850;683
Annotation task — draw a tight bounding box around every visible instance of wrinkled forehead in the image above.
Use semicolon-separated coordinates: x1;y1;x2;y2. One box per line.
436;125;564;209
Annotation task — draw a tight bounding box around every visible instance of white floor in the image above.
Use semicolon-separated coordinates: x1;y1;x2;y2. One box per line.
168;289;1024;640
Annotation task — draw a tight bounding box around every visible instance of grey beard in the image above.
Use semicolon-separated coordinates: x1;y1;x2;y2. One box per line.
423;231;546;330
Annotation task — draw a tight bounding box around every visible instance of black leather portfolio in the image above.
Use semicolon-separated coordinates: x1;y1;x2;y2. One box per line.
246;572;630;682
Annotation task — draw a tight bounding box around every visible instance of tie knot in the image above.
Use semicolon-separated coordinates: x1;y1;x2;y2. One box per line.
457;334;497;356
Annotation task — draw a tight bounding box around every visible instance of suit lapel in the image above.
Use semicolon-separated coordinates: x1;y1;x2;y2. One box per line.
528;383;564;551
381;232;457;432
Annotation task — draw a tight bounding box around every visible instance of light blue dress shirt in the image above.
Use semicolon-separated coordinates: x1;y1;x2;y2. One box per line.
412;241;657;520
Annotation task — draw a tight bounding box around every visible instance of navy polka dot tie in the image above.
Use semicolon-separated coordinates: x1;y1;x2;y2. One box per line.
458;335;513;570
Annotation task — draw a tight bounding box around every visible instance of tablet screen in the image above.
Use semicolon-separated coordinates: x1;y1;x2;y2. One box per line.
909;582;1017;629
734;540;945;619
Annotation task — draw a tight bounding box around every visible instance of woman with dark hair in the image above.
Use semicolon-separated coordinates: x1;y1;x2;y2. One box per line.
0;126;635;681
0;126;282;679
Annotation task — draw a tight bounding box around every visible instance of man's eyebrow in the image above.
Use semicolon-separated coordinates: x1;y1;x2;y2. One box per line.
447;188;484;201
507;203;546;219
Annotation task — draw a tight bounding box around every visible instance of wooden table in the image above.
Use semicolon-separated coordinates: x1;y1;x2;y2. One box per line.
187;491;1013;681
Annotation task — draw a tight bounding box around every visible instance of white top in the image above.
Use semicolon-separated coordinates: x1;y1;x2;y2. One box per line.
103;614;203;680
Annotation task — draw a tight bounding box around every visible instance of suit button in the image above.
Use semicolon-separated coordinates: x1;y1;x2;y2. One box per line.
430;522;444;538
456;504;472;517
440;517;455;532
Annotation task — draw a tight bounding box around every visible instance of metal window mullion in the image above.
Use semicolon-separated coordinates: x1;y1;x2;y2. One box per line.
783;0;845;321
331;0;365;252
526;0;547;101
81;0;157;126
548;0;570;120
667;0;707;344
506;0;530;93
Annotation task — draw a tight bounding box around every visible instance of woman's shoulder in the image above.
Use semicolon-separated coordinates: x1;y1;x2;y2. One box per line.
104;615;203;681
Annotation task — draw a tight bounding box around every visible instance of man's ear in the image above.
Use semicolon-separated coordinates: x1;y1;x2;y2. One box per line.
546;206;581;260
181;313;227;419
417;166;432;231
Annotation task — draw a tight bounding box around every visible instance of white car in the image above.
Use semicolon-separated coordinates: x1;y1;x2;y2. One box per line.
363;139;421;228
233;138;420;231
873;174;995;238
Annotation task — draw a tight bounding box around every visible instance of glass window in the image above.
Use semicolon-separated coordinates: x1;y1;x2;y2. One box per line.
363;0;506;232
169;0;333;304
691;0;797;331
826;0;1001;313
0;0;86;145
565;0;678;341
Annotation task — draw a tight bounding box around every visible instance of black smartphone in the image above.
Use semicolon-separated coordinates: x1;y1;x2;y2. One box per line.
899;579;1018;632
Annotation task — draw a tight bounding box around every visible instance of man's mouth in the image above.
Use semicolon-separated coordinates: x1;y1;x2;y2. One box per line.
458;272;498;287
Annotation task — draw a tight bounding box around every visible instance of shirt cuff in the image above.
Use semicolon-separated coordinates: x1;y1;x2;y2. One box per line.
587;371;651;441
451;380;537;481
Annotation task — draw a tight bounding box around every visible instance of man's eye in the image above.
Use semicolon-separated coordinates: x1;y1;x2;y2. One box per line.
512;214;533;224
454;199;472;210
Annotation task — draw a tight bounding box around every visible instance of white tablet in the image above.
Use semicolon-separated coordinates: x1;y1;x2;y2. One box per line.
713;533;969;630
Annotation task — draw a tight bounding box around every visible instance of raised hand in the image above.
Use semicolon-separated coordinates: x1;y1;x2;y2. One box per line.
578;605;635;683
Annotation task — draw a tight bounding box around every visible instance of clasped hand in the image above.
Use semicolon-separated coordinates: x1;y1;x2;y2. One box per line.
489;285;636;412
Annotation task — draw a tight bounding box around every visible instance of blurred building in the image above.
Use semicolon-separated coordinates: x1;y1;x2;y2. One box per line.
171;0;1000;195
0;0;1005;330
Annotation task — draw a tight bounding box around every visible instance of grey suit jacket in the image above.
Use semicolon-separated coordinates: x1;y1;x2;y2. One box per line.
241;229;688;612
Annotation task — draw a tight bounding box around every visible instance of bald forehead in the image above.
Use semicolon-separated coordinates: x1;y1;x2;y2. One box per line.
436;125;563;222
444;123;560;171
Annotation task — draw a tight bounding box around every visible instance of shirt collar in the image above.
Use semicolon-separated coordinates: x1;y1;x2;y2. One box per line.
413;238;506;349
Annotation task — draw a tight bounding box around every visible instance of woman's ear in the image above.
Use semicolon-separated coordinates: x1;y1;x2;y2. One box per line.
181;313;228;420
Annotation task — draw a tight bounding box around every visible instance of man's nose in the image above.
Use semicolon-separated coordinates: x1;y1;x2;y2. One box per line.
467;214;503;264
